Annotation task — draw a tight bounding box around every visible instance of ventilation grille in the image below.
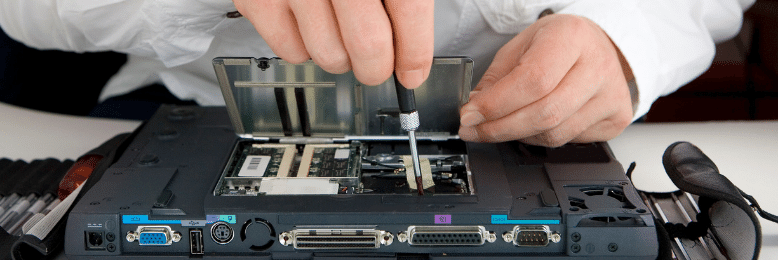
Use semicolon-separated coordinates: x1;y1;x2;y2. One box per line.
567;186;635;210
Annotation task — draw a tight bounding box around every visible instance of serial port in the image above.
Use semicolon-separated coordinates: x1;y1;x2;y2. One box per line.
279;228;393;250
505;225;560;247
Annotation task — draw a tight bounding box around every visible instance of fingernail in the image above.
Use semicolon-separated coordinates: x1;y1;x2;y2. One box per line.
458;126;478;142
460;110;486;127
396;69;424;89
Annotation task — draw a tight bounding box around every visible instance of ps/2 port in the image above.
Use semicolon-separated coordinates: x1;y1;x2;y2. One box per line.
211;221;234;244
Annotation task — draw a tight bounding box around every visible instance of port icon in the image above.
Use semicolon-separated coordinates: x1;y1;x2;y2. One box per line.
211;222;234;244
190;229;204;254
85;231;105;250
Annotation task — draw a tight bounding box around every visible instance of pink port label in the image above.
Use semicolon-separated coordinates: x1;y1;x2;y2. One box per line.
434;215;451;224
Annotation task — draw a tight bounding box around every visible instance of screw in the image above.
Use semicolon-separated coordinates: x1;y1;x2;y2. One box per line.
502;232;514;243
381;232;394;246
106;232;115;242
549;232;561;243
608;243;618;252
106;243;116;252
571;232;581;242
126;231;137;242
397;232;408;243
485;231;497;243
279;232;292;246
571;243;581;253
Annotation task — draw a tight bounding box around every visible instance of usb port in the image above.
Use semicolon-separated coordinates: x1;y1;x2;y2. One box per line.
190;229;204;255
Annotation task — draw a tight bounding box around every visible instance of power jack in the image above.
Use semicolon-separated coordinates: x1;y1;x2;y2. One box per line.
85;231;106;250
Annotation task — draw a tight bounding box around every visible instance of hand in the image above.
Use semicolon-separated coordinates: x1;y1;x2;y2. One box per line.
458;14;634;147
232;0;434;89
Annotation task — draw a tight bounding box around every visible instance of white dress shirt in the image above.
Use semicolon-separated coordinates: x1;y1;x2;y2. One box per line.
0;0;754;120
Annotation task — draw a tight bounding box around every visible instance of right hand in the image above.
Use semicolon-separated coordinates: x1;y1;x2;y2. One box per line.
232;0;434;89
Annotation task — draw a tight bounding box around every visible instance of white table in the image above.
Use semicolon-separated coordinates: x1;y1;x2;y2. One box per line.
2;101;776;258
0;102;141;161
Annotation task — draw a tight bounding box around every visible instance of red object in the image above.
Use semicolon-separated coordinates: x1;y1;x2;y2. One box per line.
58;154;103;200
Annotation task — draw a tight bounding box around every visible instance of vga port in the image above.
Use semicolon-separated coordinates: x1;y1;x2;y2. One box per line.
406;226;492;246
126;226;182;246
279;228;393;250
509;225;559;247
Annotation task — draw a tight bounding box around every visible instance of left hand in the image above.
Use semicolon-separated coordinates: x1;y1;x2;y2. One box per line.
458;14;635;147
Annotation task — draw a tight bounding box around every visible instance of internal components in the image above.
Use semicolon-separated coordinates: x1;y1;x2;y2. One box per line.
235;144;295;178
400;155;434;191
214;140;471;196
215;142;362;196
298;144;360;179
360;154;469;194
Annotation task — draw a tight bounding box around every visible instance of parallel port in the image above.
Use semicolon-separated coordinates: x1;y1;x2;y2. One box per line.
406;226;490;246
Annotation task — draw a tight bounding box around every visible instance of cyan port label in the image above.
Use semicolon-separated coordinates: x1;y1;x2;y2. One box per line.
490;215;559;225
207;215;236;224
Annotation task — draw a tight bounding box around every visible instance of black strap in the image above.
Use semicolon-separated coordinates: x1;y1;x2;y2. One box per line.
625;161;637;179
662;196;715;239
739;188;778;224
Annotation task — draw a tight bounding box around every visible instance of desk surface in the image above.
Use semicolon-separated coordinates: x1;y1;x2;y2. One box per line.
2;102;777;258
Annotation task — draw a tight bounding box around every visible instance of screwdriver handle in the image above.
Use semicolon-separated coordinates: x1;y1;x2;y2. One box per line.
394;75;416;113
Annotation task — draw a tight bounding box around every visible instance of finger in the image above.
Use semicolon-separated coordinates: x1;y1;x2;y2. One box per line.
459;61;600;142
288;0;351;74
517;95;619;147
234;0;309;64
472;34;532;92
331;0;394;86
461;21;583;127
518;79;631;147
384;0;434;89
567;109;632;144
568;96;634;144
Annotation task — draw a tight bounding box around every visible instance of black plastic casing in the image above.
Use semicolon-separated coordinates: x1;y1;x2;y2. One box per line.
65;106;658;259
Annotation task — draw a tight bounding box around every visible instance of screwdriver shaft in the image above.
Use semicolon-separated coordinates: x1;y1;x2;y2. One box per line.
394;73;424;195
408;130;424;195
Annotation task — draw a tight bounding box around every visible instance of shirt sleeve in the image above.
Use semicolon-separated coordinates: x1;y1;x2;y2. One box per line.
556;0;755;121
0;0;237;68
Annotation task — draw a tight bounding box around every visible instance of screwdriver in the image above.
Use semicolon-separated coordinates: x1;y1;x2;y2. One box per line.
394;74;424;196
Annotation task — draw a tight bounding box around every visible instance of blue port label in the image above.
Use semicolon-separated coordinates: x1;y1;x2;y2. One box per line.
122;215;179;224
490;215;560;225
